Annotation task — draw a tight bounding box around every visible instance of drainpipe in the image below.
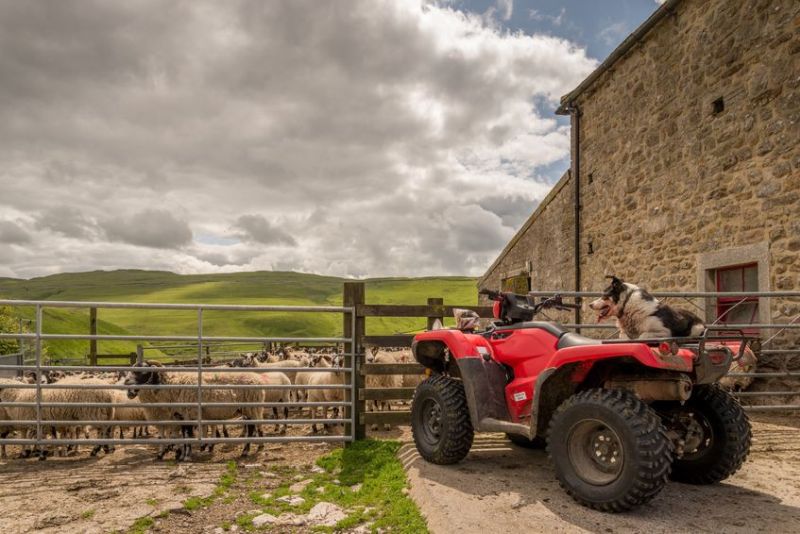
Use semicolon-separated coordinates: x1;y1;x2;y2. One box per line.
565;102;582;328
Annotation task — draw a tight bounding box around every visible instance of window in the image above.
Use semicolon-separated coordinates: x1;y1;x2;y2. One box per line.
716;263;758;330
712;97;725;115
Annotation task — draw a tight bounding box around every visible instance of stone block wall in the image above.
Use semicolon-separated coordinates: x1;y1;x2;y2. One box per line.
479;0;800;398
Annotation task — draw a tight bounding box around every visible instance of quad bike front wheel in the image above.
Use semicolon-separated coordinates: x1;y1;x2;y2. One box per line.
411;374;474;465
548;388;673;512
667;384;751;484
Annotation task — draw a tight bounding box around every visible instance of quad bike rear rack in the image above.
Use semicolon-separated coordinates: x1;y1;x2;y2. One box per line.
597;326;753;363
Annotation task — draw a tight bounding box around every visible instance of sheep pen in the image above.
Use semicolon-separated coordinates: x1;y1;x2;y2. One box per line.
0;345;798;534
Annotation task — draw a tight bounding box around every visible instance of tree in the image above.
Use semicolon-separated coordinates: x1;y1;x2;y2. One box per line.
0;306;25;354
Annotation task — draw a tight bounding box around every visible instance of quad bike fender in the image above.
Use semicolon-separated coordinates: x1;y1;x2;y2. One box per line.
547;343;694;372
527;344;694;440
412;329;488;368
413;330;526;435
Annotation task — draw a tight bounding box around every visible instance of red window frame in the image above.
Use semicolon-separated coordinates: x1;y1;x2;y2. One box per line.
715;263;758;332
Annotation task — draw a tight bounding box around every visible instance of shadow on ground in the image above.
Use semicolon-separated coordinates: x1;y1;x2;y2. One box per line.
401;419;800;534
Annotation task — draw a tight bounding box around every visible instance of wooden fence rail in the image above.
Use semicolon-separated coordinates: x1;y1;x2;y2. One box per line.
346;283;484;436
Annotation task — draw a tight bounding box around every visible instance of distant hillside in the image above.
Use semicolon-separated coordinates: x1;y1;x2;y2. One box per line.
0;270;478;361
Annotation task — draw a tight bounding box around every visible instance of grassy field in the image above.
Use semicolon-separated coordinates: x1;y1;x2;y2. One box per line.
0;270;478;360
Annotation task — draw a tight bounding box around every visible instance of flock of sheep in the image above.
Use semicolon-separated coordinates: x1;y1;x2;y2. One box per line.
0;346;420;461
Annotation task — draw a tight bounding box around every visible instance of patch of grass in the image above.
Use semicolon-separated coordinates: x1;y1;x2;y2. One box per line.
183;460;238;511
252;440;427;533
145;498;159;507
221;520;232;531
235;512;257;531
183;496;204;511
81;509;95;520
127;516;155;534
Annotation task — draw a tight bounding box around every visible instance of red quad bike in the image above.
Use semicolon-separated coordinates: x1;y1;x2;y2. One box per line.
410;290;752;512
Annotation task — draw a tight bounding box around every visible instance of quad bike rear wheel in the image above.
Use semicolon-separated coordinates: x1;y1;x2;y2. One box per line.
548;388;673;512
667;384;751;485
412;374;474;465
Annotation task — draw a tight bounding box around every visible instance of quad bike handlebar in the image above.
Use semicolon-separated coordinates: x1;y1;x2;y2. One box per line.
479;289;580;324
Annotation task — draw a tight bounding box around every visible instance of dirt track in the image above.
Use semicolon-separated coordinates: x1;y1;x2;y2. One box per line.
1;417;799;533
0;440;337;534
401;416;800;534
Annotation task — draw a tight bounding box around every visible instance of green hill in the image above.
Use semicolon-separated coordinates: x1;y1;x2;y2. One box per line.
0;270;478;361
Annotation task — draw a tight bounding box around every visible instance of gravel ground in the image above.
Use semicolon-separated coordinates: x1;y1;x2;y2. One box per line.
1;415;798;533
402;416;800;534
0;432;338;534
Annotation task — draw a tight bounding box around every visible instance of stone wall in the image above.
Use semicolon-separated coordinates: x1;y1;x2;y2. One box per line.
479;0;800;396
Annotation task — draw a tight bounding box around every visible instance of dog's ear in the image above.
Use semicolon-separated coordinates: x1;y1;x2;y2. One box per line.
605;275;624;292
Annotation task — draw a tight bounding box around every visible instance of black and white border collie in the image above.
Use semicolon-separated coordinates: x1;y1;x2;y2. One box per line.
588;276;705;339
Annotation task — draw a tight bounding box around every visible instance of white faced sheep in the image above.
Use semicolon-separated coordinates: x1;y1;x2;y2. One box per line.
39;376;117;458
304;355;347;434
0;378;23;459
235;352;306;404
365;348;402;431
110;388;150;440
395;349;424;390
719;345;758;391
0;375;116;460
124;362;266;461
293;353;327;416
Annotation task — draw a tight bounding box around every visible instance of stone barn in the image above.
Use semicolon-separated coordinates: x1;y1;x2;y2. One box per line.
478;0;800;393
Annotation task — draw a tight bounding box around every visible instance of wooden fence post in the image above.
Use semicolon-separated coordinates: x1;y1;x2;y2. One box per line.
89;307;97;366
343;282;366;442
136;344;144;364
427;297;444;330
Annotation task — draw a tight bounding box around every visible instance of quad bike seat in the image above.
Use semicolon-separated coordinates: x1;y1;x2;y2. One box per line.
494;322;602;349
557;332;602;350
494;321;567;337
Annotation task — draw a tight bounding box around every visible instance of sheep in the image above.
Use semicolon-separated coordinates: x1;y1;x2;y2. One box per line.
305;355;347;434
110;389;149;440
38;376;117;458
124;362;265;461
0;378;23;458
0;375;76;459
233;352;307;403
294;353;328;417
719;344;758;391
365;349;402;431
0;379;38;458
258;371;292;434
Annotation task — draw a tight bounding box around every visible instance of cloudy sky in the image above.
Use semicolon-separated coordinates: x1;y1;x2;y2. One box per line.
0;0;661;279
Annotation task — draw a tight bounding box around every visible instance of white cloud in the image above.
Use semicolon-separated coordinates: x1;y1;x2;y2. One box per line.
529;7;566;27
103;209;193;249
598;21;630;46
0;0;595;279
496;0;513;21
0;220;31;245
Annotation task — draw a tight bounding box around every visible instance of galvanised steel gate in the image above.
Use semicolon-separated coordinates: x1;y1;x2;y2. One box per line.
0;299;359;453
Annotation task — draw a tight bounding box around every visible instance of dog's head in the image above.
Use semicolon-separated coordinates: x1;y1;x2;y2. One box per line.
589;275;632;321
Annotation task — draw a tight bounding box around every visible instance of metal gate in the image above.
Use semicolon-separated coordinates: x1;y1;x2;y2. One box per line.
0;299;359;453
527;289;800;412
